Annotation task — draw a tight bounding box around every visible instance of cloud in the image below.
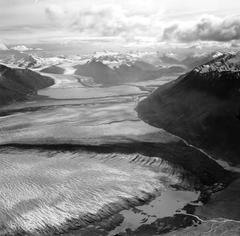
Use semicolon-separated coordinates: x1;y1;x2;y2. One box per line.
45;5;67;23
231;41;240;48
11;45;42;51
162;15;240;42
44;4;161;39
43;4;240;47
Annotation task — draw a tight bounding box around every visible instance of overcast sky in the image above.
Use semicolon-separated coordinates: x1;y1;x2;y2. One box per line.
1;0;240;48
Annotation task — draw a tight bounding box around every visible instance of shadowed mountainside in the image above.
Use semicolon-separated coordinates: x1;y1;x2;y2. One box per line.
74;60;185;86
136;52;240;165
40;65;65;74
0;64;54;105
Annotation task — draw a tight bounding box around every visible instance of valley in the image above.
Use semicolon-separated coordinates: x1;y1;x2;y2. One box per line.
1;0;240;234
0;52;239;236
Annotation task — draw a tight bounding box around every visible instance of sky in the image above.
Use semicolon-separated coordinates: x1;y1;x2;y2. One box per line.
0;0;240;50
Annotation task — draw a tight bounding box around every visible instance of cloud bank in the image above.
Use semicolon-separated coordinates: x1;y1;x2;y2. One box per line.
11;45;33;51
44;4;162;39
2;0;240;47
44;4;240;46
163;15;240;42
11;45;43;51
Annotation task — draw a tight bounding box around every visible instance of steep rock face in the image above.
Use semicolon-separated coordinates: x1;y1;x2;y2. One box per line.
0;64;54;105
136;53;240;165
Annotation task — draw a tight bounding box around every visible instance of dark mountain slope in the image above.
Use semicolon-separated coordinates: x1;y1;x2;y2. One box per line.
0;64;54;105
40;65;65;74
74;60;185;86
74;60;119;85
136;53;240;165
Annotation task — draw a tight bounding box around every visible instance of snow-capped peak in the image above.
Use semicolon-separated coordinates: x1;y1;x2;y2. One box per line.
89;51;143;69
194;52;240;74
212;51;224;58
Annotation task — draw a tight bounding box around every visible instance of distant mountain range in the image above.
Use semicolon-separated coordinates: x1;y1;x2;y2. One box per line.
0;50;38;68
137;52;240;165
0;64;54;105
158;51;226;69
74;59;185;86
0;49;227;76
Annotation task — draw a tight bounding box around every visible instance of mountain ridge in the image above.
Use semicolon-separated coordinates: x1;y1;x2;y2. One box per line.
0;64;54;105
136;52;240;165
74;59;185;86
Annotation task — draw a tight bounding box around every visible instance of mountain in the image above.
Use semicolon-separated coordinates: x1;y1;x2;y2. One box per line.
91;51;136;68
181;51;224;70
159;53;181;65
0;51;73;69
136;52;240;165
74;59;185;86
0;50;38;68
157;51;226;70
74;60;119;85
114;62;158;83
131;60;159;71
14;54;38;68
40;65;65;74
0;64;54;105
158;65;186;74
